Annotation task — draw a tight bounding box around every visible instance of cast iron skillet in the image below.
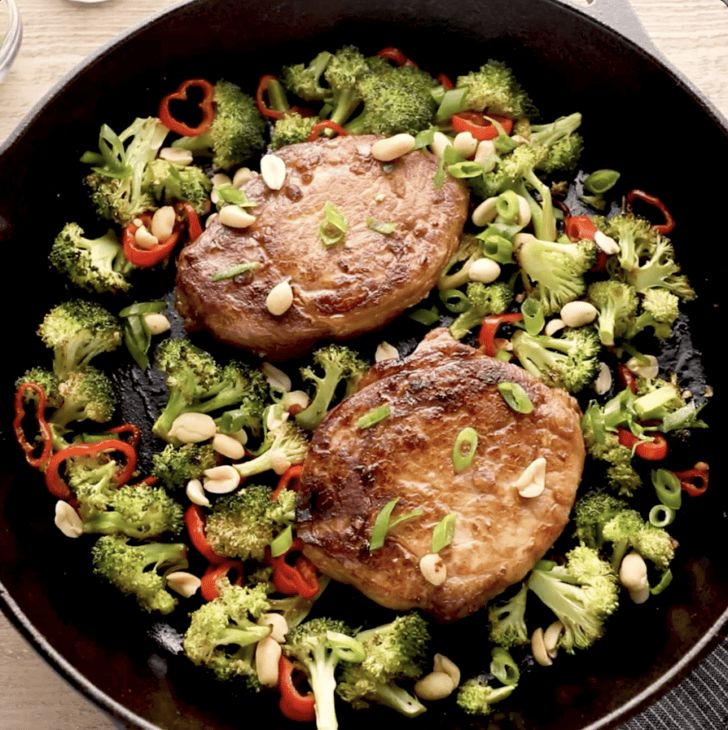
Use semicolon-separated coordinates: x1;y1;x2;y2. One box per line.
1;1;726;729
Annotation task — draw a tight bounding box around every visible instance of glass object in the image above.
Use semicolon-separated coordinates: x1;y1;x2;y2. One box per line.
0;0;22;84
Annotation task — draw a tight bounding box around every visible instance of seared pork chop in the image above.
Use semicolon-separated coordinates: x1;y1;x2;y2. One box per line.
296;330;585;623
175;135;469;361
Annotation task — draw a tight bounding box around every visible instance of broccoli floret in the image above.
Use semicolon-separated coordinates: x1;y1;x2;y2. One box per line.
510;326;601;394
152;340;269;444
295;344;368;431
142;159;212;215
151;442;219;491
454;60;536;119
204;484;296;562
601;509;647;568
586;280;640;347
344;65;438;136
48;367;116;430
266;576;331;629
337;612;430;717
626;289;681;340
281;50;334;102
233;420;309;480
526;544;619;653
171;80;266;170
270;111;319;150
572;492;631;550
66;454;123;512
321;46;377;128
529;112;584;175
448;280;514;340
487;582;530;648
83;117;169;227
80;483;185;539
456;676;517;717
15;367;63;409
49;222;134;295
631;523;677;572
513;233;597;315
37;300;122;378
283;617;365;730
437;235;484;291
183;579;272;687
583;418;644;496
91;534;188;614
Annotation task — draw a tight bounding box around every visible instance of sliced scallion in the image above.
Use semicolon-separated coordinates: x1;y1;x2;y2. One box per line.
408;306;440;326
216;183;255;209
358;404;391;429
319;201;348;247
497;382;534;414
435;87;469;124
583;169;621;195
327;631;366;663
366;217;398;235
431;513;457;553
521;297;545;335
649;504;676;528
369;497;423;551
490;647;520;686
495;190;521;224
651;468;682;510
649;568;673;596
447;161;485;179
452;427;478;472
211;261;261;281
439;289;472;313
269;525;293;557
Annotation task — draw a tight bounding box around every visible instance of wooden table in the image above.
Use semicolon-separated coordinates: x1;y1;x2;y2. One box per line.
1;1;727;728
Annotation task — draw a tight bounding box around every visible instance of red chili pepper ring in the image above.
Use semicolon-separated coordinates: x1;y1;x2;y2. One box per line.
159;78;216;137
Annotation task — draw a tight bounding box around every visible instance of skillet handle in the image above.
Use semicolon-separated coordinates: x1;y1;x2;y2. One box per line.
553;0;664;60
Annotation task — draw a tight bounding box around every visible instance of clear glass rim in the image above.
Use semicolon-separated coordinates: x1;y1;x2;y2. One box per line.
0;0;23;75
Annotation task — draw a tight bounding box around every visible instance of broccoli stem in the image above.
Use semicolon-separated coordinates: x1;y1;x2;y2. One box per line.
373;684;426;718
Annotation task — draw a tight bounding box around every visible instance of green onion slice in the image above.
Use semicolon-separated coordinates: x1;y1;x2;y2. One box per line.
369;497;424;551
435;87;469;124
583;169;621;194
447;161;484;179
414;127;436;149
119;301;167;318
648;504;676;528
408;306;440;326
431;513;457;553
651;468;682;510
495;190;521;224
269;525;293;557
327;632;366;663
490;647;520;686
358;404;391;429
439;289;472;313
650;568;673;596
319;201;348;247
521;297;545;335
497;382;534;414
366;217;398;235
211;261;261;281
119;301;167;370
452;427;478;472
215;183;255;210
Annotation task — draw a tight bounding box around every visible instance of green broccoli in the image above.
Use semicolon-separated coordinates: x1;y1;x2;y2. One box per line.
625;288;681;341
454;60;537;119
510;325;601;393
337;612;430;717
49;222;134;295
456;676;517;717
572;492;631;550
437;235;484;291
142;158;212;215
80;482;185;539
270;111;319;150
282;617;365;730
586;280;640;346
91;534;188;614
487;582;530;648
14;367;62;409
66;454;124;512
448;280;514;340
529;112;584;175
37;300;122;378
47;367;115;432
233;419;309;480
321;46;375;128
203;484;296;562
526;544;619;653
152;339;270;444
281;50;334;102
151;442;219;491
631;523;677;573
601;508;647;568
295;344;368;431
344;64;439;136
513;232;597;315
82;116;169;227
171;80;266;170
183;579;272;687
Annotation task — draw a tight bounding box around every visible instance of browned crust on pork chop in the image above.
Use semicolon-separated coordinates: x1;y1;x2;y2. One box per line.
174;135;470;361
296;330;585;623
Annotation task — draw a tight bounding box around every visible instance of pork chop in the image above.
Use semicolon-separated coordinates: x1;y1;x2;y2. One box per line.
296;330;585;623
174;135;470;361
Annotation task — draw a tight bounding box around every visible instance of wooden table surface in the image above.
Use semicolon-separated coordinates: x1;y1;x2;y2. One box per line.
1;0;728;728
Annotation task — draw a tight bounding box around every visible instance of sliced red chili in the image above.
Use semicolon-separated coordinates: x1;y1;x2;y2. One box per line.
435;73;455;90
45;439;138;501
200;559;245;601
184;504;227;565
270;537;320;599
616;364;638;394
255;74;286;120
307;120;349;142
625;189;676;235
673;462;709;497
178;201;204;244
450;111;514;141
271;464;302;502
564;214;597;242
159;78;216;137
13;382;53;470
616;427;668;461
376;46;417;67
278;655;316;722
105;422;142;448
122;212;182;268
478;312;524;357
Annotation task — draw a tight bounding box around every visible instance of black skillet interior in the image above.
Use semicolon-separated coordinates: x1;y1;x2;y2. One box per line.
0;1;726;729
